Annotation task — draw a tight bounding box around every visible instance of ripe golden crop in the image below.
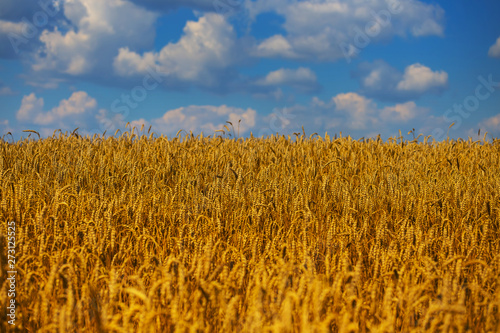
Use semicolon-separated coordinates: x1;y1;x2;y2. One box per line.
0;129;499;332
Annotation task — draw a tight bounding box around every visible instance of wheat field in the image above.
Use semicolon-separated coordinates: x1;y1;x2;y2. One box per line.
0;127;499;332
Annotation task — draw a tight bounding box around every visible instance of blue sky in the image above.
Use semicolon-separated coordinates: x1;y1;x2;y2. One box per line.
1;0;499;141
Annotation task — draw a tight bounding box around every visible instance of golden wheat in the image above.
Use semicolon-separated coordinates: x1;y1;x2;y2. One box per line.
0;129;499;332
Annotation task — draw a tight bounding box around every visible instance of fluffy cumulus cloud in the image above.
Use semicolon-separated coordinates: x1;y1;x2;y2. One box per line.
31;0;158;78
330;93;422;130
0;0;64;58
353;60;448;101
396;64;448;93
332;92;378;130
254;67;319;92
131;105;257;137
114;14;319;94
15;91;103;136
266;92;427;139
2;0;253;91
247;0;445;62
488;37;500;58
113;13;250;91
255;35;297;59
16;93;45;123
9;88;429;140
380;101;421;123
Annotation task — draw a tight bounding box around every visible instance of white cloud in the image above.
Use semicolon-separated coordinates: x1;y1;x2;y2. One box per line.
333;92;377;130
128;119;149;132
16;91;99;129
96;103;259;137
488;37;500;58
477;113;500;136
363;68;383;88
145;105;257;136
32;0;158;76
380;101;420;122
16;93;45;123
354;60;448;101
254;67;319;93
12;93;258;139
113;13;247;90
247;0;445;62
0;19;26;58
0;20;23;35
257;67;316;85
255;35;297;58
262;92;428;139
396;63;448;93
